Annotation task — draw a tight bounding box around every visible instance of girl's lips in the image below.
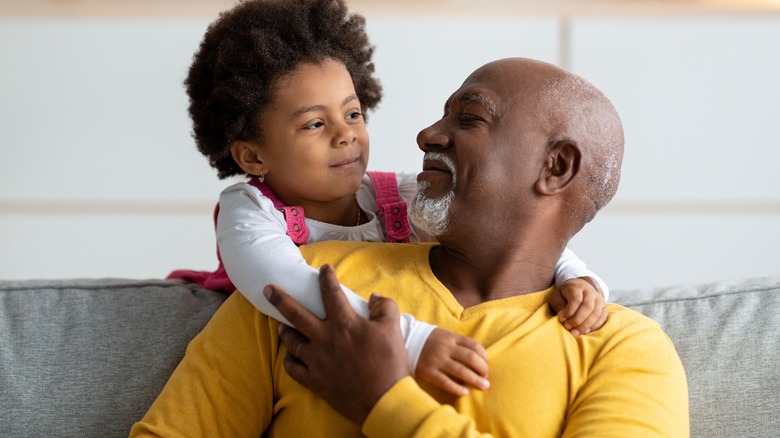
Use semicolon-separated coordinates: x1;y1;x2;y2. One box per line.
331;157;360;168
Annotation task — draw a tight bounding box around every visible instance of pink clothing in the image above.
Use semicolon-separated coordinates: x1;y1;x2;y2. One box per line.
167;171;411;291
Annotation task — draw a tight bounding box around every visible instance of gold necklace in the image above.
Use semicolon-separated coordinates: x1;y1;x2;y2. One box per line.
355;194;362;226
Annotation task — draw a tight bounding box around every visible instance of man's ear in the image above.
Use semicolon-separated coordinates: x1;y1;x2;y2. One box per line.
230;140;266;176
535;140;581;195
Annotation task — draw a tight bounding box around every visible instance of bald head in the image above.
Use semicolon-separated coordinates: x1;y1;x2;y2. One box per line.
414;57;624;246
469;58;624;220
527;60;624;215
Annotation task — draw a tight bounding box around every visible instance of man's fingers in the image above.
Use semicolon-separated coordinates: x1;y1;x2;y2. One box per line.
277;323;310;358
318;265;355;321
367;292;400;324
282;349;309;387
264;284;320;336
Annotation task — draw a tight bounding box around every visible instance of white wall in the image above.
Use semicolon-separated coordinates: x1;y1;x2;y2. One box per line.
1;4;778;290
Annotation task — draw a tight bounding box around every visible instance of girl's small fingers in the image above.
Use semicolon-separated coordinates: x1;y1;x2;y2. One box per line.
451;347;489;378
442;359;490;391
593;307;609;331
572;302;609;335
457;336;489;362
564;296;596;329
559;301;580;324
426;370;470;397
571;308;601;335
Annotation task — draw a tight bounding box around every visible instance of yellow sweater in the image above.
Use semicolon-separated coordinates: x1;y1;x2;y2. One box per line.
131;241;689;437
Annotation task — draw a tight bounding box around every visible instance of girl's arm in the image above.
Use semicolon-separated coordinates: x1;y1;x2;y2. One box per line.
552;248;610;336
555;247;609;301
215;183;435;372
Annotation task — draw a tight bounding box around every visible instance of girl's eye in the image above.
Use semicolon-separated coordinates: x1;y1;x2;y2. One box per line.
346;111;362;121
304;121;324;130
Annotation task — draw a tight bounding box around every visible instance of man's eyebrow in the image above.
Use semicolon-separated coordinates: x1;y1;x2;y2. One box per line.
292;95;359;118
460;92;498;117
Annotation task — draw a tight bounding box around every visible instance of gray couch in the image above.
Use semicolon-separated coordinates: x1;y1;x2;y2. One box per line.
1;276;778;437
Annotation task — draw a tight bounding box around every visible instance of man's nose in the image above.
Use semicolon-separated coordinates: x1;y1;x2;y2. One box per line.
416;120;451;152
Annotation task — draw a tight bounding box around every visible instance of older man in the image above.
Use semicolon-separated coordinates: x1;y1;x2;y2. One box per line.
131;58;688;437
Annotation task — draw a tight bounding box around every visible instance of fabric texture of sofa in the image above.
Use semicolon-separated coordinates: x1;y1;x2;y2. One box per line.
1;276;778;437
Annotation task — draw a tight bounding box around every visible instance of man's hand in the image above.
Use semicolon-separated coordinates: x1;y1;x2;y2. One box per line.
263;264;410;424
549;277;608;336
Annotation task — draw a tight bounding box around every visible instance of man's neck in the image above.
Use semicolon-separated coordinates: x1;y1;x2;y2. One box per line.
429;244;559;309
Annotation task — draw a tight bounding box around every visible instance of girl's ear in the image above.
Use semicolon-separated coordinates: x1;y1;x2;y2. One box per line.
230;140;266;176
535;140;581;196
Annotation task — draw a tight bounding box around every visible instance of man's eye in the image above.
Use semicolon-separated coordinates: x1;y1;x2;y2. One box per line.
304;121;324;130
460;114;482;124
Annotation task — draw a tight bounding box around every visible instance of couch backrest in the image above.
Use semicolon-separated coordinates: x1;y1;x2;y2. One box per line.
0;279;227;438
2;276;778;437
612;276;780;438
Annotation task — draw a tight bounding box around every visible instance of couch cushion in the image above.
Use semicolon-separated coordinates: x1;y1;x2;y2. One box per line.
613;276;780;438
0;278;227;438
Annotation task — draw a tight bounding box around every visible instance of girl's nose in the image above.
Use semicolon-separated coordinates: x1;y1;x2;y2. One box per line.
335;121;357;148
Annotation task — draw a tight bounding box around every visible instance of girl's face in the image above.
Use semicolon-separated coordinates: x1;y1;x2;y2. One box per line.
255;58;369;206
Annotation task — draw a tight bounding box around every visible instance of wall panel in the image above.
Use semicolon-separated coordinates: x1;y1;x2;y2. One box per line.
1;5;778;288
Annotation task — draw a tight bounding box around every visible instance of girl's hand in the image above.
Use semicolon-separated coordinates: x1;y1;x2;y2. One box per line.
416;328;490;397
550;277;608;336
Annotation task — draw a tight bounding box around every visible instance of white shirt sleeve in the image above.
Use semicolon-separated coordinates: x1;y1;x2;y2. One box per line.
216;182;434;372
554;247;610;302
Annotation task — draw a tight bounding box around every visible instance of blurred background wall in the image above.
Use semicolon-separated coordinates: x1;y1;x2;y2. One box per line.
1;0;778;290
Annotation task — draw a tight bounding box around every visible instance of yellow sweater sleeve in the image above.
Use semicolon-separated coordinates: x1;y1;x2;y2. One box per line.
363;377;494;438
129;293;278;437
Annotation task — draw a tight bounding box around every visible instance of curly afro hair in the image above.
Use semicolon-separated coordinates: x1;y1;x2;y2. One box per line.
185;0;383;179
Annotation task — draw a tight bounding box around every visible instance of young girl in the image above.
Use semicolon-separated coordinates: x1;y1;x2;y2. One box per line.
170;0;609;397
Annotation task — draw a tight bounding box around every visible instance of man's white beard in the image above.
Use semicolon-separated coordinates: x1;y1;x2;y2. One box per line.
410;153;456;237
410;181;454;237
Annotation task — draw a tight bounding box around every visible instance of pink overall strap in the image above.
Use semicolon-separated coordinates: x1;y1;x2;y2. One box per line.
248;178;309;245
165;178;308;292
368;171;411;243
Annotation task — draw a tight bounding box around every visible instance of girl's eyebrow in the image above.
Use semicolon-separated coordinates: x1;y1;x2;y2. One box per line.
292;95;359;118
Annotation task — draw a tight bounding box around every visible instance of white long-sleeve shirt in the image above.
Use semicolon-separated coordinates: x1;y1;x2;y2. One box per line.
216;172;608;372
